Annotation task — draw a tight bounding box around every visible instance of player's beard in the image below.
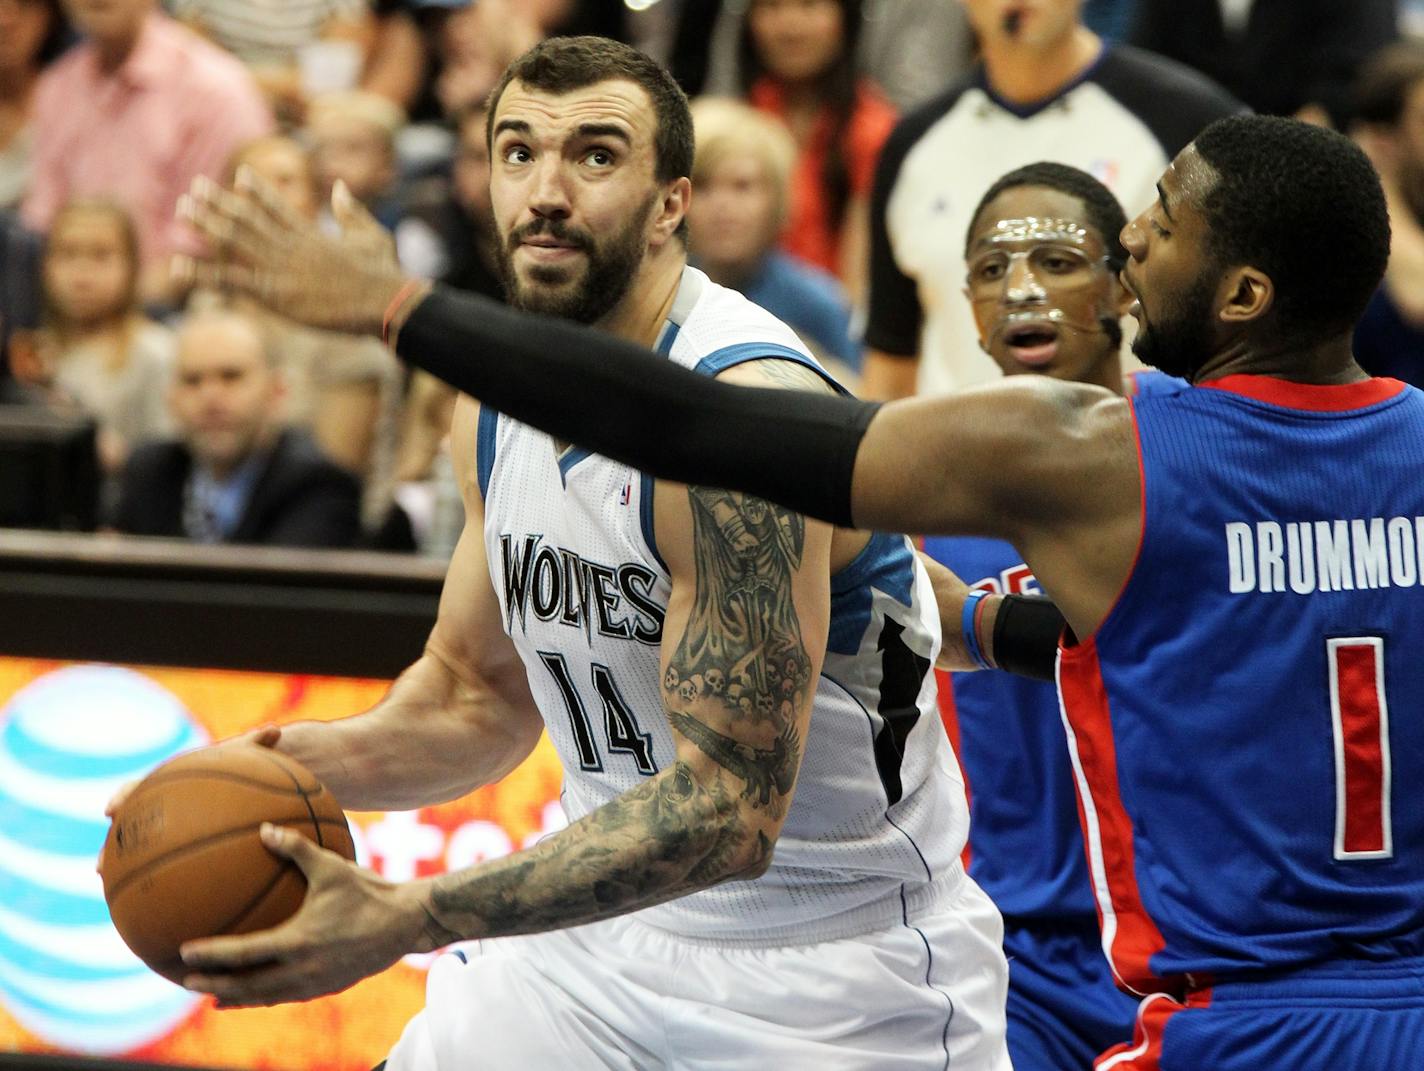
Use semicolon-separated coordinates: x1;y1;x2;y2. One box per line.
497;200;653;326
1131;272;1217;382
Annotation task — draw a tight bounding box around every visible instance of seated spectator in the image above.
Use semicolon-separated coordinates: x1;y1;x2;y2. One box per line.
0;0;69;210
223;134;403;535
435;0;540;119
398;101;502;298
170;0;369;127
16;199;173;479
306;88;443;275
738;0;898;300
687;97;861;375
21;0;271;304
700;0;973;113
1351;41;1424;388
112;308;361;548
308;89;404;220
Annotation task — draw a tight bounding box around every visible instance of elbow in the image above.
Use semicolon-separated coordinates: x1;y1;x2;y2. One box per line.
719;823;777;884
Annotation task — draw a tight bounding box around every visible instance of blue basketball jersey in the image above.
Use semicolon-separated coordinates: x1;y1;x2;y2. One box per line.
923;370;1183;921
1059;375;1424;997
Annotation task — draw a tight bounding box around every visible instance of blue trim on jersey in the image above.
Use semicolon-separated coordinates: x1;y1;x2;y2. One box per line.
691;342;846;394
553;319;686;488
555;446;594;486
656;320;681;355
636;338;842;570
476;405;499;499
638;472;667;573
827;532;917;655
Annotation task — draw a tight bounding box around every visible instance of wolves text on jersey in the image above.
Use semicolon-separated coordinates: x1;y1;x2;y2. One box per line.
500;533;665;644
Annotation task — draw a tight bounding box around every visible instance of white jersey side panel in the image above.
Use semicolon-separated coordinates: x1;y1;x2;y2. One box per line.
479;268;967;941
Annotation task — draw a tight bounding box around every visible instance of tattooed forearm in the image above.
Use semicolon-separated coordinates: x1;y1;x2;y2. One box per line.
422;760;766;944
666;711;799;815
663;486;814;816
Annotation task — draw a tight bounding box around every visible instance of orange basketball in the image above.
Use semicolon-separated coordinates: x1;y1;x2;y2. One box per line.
99;745;356;984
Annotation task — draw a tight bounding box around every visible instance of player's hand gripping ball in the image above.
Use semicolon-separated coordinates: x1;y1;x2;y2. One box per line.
99;745;355;983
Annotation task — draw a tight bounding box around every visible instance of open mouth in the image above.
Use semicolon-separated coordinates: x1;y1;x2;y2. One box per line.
1002;321;1060;367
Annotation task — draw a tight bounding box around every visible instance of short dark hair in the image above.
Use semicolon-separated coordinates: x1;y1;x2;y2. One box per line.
1352;41;1424;128
965;162;1129;272
1191;115;1389;342
486;36;694;186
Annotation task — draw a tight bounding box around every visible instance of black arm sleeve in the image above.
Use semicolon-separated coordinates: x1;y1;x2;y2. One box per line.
396;286;879;528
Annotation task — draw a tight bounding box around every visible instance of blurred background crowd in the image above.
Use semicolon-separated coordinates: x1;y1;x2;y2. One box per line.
0;0;1420;558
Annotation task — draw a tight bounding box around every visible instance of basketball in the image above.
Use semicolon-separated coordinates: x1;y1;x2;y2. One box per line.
98;745;356;985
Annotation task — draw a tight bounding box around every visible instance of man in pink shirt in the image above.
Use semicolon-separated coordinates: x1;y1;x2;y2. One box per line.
23;0;272;302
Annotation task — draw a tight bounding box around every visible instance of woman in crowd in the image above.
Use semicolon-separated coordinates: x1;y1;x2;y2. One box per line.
0;0;68;210
739;0;896;302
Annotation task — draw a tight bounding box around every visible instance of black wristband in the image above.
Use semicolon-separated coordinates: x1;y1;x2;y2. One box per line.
992;594;1066;681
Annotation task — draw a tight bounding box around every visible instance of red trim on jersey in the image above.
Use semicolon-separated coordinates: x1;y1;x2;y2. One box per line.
935;669;973;872
1094;991;1201;1071
1070;398;1148;647
1200;375;1405;411
1334;643;1388;854
1058;640;1172;994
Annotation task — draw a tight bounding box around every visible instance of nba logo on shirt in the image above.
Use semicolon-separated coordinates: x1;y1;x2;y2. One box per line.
1088;158;1120;189
619;480;632;506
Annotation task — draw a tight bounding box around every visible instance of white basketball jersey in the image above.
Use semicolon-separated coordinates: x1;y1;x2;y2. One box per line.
478;267;968;941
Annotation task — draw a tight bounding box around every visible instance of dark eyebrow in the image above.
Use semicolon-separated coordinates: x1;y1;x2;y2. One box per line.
493;118;532;138
1156;182;1175;223
574;122;632;144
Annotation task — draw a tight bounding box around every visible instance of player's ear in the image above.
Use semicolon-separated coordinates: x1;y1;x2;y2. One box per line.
651;177;691;246
1218;266;1273;325
1111;271;1133;317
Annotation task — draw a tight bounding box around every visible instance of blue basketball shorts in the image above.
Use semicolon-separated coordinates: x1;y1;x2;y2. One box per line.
1095;957;1424;1070
1001;916;1139;1071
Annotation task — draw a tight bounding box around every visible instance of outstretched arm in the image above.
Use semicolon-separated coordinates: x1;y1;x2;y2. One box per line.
181;175;1139;631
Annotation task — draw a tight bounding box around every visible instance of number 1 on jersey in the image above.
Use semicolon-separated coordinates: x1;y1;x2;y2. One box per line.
1327;637;1393;860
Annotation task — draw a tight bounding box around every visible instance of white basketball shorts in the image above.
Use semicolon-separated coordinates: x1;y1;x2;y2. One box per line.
383;864;1010;1070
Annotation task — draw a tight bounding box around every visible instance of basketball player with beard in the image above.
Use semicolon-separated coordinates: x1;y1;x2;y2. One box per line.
170;36;1012;1071
182;113;1424;1070
919;161;1179;1070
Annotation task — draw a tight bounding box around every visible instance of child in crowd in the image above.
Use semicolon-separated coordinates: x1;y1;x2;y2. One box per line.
19;198;173;478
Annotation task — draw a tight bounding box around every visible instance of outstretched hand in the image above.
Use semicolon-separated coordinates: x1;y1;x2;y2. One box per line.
179;823;432;1008
174;167;412;335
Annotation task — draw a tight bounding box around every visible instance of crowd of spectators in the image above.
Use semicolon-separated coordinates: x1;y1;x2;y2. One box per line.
0;0;1418;557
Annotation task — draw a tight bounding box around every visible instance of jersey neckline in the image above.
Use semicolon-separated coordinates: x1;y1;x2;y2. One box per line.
1198;374;1406;411
977;43;1109;120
